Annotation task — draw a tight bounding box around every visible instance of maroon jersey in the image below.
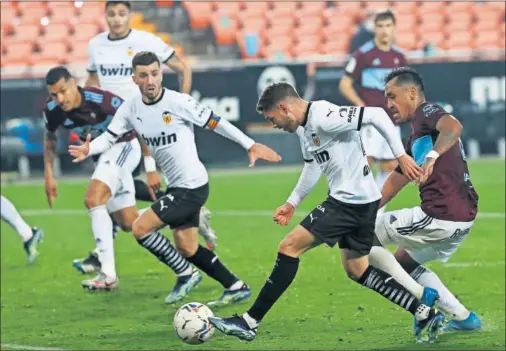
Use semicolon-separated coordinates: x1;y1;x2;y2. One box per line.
344;40;407;113
43;86;133;142
396;102;479;222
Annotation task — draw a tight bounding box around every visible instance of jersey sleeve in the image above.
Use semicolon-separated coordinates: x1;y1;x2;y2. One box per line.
99;89;124;115
343;51;364;80
148;34;175;63
394;139;412;175
86;39;97;73
175;93;214;128
43;100;63;132
106;100;134;138
421;103;449;130
317;105;365;135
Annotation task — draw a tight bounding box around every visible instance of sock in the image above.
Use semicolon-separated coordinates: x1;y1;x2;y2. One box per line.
134;179;165;202
1;195;33;241
137;232;190;275
375;171;390;215
187;245;238;288
247;253;300;322
89;205;116;279
411;266;470;321
358;265;429;319
369;246;424;299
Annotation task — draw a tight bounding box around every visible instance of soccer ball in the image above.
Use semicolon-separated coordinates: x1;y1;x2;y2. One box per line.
173;302;215;344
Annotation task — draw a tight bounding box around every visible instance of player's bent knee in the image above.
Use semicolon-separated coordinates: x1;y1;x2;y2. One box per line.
174;240;197;258
278;237;300;258
131;218;151;239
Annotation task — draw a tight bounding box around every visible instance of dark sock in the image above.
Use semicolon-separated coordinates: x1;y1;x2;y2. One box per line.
247;252;299;322
187;245;238;288
111;215;118;239
358;265;424;316
137;232;190;275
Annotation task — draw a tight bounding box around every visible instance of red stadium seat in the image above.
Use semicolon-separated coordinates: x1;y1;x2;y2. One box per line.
214;2;242;16
334;2;363;16
395;32;419;51
419;31;446;48
41;23;71;41
445;12;473;34
16;1;45;11
266;16;296;28
0;7;17;26
35;41;69;62
242;2;270;17
473;30;501;49
298;1;326;16
443;31;473;50
396;13;419;32
72;23;101;41
12;24;41;42
391;2;418;15
211;17;238;45
418;2;444;15
50;6;77;24
78;4;104;20
292;37;321;56
443;2;473;15
418;14;444;33
321;18;355;41
3;42;34;61
19;7;49;24
269;2;298;16
265;25;294;41
321;39;349;55
241;17;267;33
156;1;174;7
295;14;323;28
363;1;392;13
183;2;212;29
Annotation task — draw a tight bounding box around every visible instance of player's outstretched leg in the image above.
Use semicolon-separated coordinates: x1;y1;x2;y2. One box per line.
209;226;316;341
342;248;445;344
132;209;201;304
1;195;43;263
398;249;482;332
175;227;249;306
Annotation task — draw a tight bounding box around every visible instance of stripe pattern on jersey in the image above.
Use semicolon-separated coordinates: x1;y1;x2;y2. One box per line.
396;215;434;236
84;91;104;104
115;142;133;167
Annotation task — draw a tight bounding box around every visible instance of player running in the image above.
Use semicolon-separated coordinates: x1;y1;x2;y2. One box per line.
1;195;43;263
209;83;445;343
43;66;194;295
69;51;281;305
374;67;482;332
339;9;407;215
73;0;216;273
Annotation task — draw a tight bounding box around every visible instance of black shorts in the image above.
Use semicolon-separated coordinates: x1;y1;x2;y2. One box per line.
300;196;380;255
151;183;209;230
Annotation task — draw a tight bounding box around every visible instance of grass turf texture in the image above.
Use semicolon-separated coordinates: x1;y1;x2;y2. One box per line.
1;159;504;350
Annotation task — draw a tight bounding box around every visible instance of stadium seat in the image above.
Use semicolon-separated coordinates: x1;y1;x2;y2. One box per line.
19;7;49;24
418;14;444;33
443;2;473;15
298;1;327;16
473;30;501;49
155;1;174;7
261;36;293;53
396;13;419;32
70;39;89;58
419;31;446;48
35;41;69;63
49;6;77;24
418;2;444;15
265;25;294;40
391;2;418;15
321;39;349;55
363;1;391;13
11;24;41;42
266;15;296;28
72;23;101;41
3;42;34;61
269;2;298;16
395;32;419;51
16;1;45;11
242;2;270;17
41;23;71;41
293;38;321;56
0;7;17;26
443;31;473;50
240;17;266;33
130;12;144;27
445;13;473;34
321;19;355;41
294;16;324;32
78;5;104;20
184;2;212;29
211;17;238;46
214;2;242;17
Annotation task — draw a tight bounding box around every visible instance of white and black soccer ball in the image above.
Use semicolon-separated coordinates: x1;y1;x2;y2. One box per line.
173;302;215;345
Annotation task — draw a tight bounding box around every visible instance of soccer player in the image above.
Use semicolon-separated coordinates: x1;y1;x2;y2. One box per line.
339;9;407;215
43;66;192;294
208;83;445;343
373;67;482;332
76;0;217;264
68;51;281;305
1;195;43;263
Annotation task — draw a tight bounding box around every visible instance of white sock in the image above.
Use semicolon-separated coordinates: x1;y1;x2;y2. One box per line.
369;246;424;299
177;265;193;277
1;195;33;242
411;266;470;321
89;205;117;279
242;312;259;329
228;279;244;291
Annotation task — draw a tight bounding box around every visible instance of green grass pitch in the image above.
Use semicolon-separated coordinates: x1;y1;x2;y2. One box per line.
1;160;504;350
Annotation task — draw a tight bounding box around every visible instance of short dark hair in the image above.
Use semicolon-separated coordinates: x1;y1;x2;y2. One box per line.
105;1;131;11
384;66;425;92
45;66;72;85
374;9;396;24
256;82;300;113
132;51;160;70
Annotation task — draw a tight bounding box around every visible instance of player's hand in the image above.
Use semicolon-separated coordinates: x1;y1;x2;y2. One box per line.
418;156;436;185
146;171;162;201
273;203;295;226
397;154;422;182
248;143;281;167
44;176;58;208
68;134;91;163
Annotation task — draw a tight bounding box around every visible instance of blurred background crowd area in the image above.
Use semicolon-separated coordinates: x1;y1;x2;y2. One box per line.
1;0;505;76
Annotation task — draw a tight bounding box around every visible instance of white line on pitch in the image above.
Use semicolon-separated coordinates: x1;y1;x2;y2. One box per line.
0;344;64;351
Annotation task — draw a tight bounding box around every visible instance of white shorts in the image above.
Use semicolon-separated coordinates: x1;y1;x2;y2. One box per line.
375;206;474;264
360;124;401;160
91;139;141;214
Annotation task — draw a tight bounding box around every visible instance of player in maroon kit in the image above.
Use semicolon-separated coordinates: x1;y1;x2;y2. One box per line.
374;67;482;332
340;9;407;215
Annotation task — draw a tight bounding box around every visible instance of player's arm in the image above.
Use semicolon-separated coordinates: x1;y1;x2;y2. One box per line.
165;54;192;94
339;56;365;106
43;110;60;207
137;136;162;200
85;40;100;87
379;171;410;209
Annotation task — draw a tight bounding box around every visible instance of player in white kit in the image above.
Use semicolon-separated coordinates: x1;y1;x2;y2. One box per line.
209;83;445;344
1;195;43;263
73;1;216;276
69;51;282;305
